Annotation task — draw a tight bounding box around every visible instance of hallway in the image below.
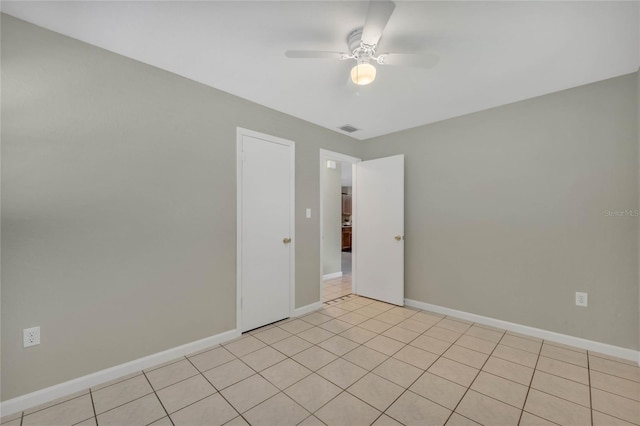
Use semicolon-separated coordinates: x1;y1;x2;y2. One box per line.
323;252;352;303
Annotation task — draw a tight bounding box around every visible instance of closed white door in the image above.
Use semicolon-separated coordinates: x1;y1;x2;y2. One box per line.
354;155;404;305
238;130;294;332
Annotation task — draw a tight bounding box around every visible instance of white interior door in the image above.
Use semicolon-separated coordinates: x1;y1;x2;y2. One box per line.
238;130;294;332
354;155;404;305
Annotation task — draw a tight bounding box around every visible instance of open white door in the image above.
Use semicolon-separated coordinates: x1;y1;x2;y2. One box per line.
354;155;404;305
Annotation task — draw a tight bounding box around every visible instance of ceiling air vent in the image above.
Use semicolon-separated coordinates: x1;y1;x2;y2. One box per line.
339;125;359;133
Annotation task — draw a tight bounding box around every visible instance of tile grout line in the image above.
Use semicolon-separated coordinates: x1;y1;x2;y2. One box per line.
365;341;441;422
585;357;639;426
533;357;593;387
89;388;98;426
588;352;640;366
516;336;543;425
341;311;473;425
141;368;176;426
331;330;416;424
241;357;314;421
590;406;640;426
89;392;155;419
441;324;507;425
150;379;222;423
15;392;90;418
424;323;608;392
523;340;604;425
520;379;596;418
588;382;640;404
143;357;186;375
90;372;145;392
586;357;640;383
195;334;347;424
588;368;640;384
523;341;595;425
212;326;339;417
147;370;202;393
587;350;594;426
183;356;249;425
438;344;597;421
393;317;469;416
273;305;422;423
538;351;589;369
321;300;527;424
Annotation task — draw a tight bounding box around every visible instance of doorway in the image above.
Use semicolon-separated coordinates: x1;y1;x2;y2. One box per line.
237;128;295;332
320;151;406;307
320;149;360;303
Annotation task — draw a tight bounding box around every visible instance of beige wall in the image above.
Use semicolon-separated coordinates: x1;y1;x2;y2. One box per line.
0;15;358;400
361;73;639;351
322;162;342;276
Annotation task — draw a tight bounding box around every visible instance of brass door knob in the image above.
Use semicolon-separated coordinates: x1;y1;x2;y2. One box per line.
394;235;403;241
283;237;292;244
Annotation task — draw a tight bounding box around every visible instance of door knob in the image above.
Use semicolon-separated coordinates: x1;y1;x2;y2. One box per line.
283;237;292;244
394;235;403;241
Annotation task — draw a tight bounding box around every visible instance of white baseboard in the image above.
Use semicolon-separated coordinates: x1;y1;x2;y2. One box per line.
322;272;342;280
292;301;323;317
405;299;640;365
0;328;241;417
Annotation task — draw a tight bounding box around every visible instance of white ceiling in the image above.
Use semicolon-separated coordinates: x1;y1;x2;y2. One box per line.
2;1;639;140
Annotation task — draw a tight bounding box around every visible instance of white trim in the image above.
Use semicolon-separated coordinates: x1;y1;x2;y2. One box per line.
322;271;343;280
350;162;358;296
319;149;361;165
319;149;361;304
236;128;295;333
236;130;243;334
0;328;240;417
405;299;640;364
292;302;323;317
289;142;296;319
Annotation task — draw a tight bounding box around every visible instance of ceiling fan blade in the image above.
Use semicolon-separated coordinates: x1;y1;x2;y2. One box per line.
361;1;396;46
378;53;439;69
285;50;344;59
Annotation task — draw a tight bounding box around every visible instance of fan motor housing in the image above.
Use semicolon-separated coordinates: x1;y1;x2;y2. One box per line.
347;28;364;52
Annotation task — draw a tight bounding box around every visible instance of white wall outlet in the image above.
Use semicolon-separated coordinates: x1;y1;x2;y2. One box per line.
306;208;311;219
575;292;588;307
23;326;40;347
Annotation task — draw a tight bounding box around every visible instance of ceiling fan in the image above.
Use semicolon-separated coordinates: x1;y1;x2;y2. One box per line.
285;0;439;86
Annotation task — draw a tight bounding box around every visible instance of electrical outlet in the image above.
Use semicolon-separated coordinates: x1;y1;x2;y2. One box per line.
23;326;40;347
575;292;588;307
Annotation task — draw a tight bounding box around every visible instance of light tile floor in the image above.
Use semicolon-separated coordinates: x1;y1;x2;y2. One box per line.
323;252;352;303
3;295;639;426
323;276;352;303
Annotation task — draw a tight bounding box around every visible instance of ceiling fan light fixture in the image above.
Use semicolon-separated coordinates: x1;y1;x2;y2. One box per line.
350;62;376;85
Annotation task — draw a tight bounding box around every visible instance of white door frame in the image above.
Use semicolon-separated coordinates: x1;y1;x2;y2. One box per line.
237;127;295;332
319;149;361;303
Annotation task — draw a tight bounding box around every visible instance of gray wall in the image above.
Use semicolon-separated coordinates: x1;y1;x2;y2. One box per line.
3;11;639;404
0;14;358;400
361;73;639;351
322;162;342;276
